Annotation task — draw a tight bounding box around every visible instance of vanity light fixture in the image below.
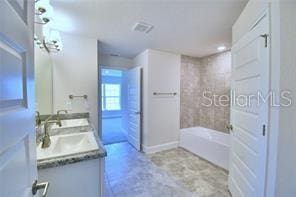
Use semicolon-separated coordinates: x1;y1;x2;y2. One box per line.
43;28;63;52
35;0;53;25
35;7;46;15
35;0;51;14
35;16;50;25
34;35;45;49
44;30;63;52
34;29;63;53
34;0;63;53
49;30;61;45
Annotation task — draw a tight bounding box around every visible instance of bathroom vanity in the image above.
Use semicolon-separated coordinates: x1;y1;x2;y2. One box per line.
36;113;106;197
34;37;106;196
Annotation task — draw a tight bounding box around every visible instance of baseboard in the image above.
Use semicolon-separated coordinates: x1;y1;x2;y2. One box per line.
142;141;179;154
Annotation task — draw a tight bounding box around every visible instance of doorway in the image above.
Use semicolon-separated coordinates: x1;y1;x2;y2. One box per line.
99;67;142;150
101;68;126;145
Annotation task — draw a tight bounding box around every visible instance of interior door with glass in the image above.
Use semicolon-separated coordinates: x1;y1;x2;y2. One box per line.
0;0;38;196
127;67;142;151
228;13;269;197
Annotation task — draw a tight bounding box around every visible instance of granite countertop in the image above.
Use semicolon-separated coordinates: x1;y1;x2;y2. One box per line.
37;113;107;170
37;140;107;170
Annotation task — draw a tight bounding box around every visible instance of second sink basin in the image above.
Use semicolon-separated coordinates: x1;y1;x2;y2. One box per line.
51;118;89;129
37;132;98;161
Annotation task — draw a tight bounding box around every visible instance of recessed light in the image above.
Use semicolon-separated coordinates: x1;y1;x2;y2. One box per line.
217;46;226;51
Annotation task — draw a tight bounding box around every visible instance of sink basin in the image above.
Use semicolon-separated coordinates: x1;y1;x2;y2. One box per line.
51;118;89;129
37;132;98;161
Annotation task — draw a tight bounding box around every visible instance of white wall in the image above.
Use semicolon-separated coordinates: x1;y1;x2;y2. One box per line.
99;54;133;69
275;1;296;196
134;49;181;153
51;33;98;129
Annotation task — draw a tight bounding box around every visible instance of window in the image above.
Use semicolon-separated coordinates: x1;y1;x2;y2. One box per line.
101;83;121;111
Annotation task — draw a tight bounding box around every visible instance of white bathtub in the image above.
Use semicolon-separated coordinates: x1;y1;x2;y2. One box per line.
179;127;230;170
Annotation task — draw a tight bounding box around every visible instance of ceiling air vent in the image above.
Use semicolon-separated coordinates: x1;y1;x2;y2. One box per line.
132;22;154;33
110;53;120;57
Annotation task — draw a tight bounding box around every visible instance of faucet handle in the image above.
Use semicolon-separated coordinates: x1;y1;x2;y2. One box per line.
57;120;62;127
35;111;41;126
56;110;68;127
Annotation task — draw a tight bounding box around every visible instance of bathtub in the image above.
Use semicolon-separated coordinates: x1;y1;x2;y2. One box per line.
179;127;230;170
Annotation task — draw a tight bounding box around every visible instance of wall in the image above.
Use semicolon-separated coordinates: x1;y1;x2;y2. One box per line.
148;50;181;148
275;1;296;196
35;46;53;114
180;51;231;133
99;54;133;69
134;49;180;153
180;56;201;128
199;52;231;133
51;33;98;129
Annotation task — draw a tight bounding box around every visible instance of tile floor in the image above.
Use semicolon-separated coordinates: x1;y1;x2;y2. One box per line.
104;142;229;197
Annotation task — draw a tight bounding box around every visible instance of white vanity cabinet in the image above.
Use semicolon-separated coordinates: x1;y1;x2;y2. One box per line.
38;157;105;197
36;130;106;197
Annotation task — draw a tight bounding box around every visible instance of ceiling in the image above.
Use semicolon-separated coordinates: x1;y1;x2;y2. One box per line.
51;0;248;58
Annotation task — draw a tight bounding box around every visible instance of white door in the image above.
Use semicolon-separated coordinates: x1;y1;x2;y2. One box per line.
0;0;37;197
228;13;269;197
127;67;142;151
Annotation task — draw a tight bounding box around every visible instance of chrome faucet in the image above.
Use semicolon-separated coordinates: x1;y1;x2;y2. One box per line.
56;109;68;126
41;119;61;149
35;111;41;126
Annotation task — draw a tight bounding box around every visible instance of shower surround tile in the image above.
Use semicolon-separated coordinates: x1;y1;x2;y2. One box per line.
180;51;231;133
200;52;231;133
180;56;201;129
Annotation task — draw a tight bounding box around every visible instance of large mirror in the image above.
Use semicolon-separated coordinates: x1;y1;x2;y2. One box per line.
34;43;53;114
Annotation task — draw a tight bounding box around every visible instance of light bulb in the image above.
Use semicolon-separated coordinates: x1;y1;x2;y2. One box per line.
49;30;60;42
35;0;50;12
40;4;54;24
217;46;226;51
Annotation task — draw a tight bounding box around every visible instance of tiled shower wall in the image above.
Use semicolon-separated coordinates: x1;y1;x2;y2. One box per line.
199;51;231;133
180;51;231;133
180;56;201;128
